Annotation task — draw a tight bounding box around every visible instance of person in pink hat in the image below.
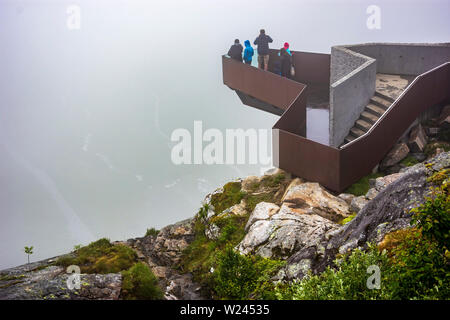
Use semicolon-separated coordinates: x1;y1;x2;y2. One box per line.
284;42;292;56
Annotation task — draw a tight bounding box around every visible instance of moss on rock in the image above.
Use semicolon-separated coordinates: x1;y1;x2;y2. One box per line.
56;238;137;274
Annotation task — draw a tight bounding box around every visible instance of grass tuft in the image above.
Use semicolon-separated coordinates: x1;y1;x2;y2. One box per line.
345;173;384;196
56;238;137;274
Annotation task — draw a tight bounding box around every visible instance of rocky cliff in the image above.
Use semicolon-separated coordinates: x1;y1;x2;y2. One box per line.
1;116;449;299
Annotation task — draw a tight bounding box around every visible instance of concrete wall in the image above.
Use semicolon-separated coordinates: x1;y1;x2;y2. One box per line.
347;43;450;75
329;47;376;147
330;46;369;83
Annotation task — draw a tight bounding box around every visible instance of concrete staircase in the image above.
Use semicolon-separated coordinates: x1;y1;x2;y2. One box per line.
342;91;395;145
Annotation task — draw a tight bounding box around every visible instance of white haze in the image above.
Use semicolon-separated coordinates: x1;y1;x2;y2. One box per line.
0;0;449;269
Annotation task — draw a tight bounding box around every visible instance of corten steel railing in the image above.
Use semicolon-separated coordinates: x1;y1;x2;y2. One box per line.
223;52;450;192
222;55;308;136
222;54;307;109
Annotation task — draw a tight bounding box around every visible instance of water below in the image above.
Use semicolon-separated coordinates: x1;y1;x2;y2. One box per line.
307;108;329;146
0;2;279;269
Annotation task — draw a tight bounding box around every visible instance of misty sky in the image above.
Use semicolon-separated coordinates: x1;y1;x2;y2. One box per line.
0;0;449;269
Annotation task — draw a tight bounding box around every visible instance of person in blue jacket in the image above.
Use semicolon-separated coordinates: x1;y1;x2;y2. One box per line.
243;40;254;65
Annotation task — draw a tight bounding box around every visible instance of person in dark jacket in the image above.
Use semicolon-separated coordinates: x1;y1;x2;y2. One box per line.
280;48;292;79
273;56;282;76
227;39;243;62
253;29;273;71
243;40;254;65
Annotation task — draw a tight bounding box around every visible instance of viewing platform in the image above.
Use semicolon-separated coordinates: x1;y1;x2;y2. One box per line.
222;43;450;192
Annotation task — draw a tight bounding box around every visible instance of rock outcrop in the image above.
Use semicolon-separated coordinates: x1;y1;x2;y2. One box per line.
0;259;122;300
281;183;350;222
124;219;204;300
381;142;410;168
236;182;349;260
282;151;449;280
0;219;203;300
408;124;428;153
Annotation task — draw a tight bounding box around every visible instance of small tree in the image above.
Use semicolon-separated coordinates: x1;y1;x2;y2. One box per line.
24;246;34;264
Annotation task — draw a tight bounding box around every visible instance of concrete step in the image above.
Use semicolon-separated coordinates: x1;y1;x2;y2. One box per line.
370;95;391;109
375;91;395;103
350;127;366;137
366;104;386;117
360;111;379;124
344;134;357;144
355;119;372;132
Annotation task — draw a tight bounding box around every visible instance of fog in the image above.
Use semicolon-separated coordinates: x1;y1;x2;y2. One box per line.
0;0;449;269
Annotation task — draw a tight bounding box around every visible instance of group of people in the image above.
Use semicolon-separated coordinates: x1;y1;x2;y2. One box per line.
227;29;294;78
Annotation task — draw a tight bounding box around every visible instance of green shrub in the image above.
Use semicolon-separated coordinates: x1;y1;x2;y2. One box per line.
276;245;389;300
179;214;249;296
339;213;356;225
379;228;449;299
214;246;258;299
214;246;284;300
121;262;163;300
179;211;284;299
400;155;419;167
427;168;449;187
197;203;210;220
244;192;276;212
424;142;450;157
244;173;290;211
210;182;246;214
214;215;248;246
259;173;286;189
381;179;449;299
57;238;137;274
209;174;289;217
411;188;449;250
145;228;160;237
345;173;384;196
245;173;287;193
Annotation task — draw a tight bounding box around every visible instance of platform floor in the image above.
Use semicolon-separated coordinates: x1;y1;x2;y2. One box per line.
376;73;416;100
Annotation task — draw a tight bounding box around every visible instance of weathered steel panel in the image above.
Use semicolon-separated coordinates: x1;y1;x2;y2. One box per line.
222;55;305;111
292;51;331;85
277;130;340;191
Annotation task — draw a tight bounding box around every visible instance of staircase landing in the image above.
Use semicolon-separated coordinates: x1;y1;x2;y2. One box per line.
341;73;416;146
376;73;416;100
